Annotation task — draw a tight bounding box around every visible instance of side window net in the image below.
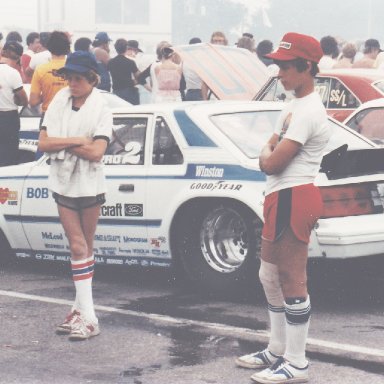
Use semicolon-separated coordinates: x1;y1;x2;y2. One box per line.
152;117;183;165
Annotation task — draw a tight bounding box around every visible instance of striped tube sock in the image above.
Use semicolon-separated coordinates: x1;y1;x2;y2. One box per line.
267;303;286;356
71;256;97;323
284;296;311;368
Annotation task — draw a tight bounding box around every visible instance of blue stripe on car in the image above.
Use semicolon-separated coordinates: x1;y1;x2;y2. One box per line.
174;110;217;147
4;215;161;227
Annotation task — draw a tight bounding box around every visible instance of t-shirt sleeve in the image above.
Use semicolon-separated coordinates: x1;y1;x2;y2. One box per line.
283;113;313;145
10;68;23;91
41;90;61;132
29;55;38;70
93;105;113;142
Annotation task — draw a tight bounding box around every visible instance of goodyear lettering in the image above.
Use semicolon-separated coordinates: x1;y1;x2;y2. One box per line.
190;181;242;191
42;232;63;240
101;203;122;217
27;187;49;199
195;166;224;178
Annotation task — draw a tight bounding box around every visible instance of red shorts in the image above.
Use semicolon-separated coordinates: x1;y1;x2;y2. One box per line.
262;183;323;244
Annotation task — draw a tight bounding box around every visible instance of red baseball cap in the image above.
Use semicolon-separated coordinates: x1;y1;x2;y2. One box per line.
265;32;323;63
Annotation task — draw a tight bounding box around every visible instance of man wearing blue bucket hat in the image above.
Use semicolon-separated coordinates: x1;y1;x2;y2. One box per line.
38;50;113;341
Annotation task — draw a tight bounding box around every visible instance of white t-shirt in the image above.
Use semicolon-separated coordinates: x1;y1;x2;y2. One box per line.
29;50;51;70
183;61;202;90
44;88;113;197
0;63;23;111
265;91;331;195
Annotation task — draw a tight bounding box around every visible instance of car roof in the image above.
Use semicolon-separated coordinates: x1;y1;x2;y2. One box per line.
319;68;384;81
111;100;285;116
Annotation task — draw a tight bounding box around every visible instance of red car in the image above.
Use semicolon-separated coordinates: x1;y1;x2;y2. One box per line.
255;69;384;121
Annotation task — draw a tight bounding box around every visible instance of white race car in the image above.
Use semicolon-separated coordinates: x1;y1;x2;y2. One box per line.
1;101;383;291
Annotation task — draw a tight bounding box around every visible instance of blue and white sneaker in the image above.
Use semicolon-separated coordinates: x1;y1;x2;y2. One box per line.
251;357;309;383
235;348;281;369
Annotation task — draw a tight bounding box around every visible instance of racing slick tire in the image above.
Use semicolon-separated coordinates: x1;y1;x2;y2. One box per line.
174;199;262;292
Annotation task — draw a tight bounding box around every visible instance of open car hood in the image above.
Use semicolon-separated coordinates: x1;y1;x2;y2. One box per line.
320;144;384;179
176;43;270;100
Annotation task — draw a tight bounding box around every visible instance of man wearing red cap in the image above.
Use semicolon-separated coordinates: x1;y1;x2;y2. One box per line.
236;33;331;384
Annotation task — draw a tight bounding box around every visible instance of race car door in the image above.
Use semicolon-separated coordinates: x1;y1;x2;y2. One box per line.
145;114;188;266
99;114;151;267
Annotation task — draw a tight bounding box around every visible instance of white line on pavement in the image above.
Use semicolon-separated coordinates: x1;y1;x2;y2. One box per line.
1;289;383;363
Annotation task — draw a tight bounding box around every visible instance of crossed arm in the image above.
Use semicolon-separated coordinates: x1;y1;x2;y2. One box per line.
259;133;302;175
38;130;108;162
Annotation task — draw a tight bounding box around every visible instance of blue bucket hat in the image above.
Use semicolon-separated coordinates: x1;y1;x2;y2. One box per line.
57;51;98;75
94;31;112;44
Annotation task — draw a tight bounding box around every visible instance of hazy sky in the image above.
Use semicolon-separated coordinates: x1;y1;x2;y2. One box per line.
0;0;38;30
0;0;383;45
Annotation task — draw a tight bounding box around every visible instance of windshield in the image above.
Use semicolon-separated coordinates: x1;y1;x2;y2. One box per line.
345;107;384;145
210;110;373;159
373;80;384;94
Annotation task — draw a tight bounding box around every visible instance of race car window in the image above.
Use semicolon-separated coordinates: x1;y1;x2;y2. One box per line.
346;107;384;145
327;78;359;109
259;79;294;102
210;110;280;158
152;117;183;165
314;77;330;106
105;117;147;165
372;80;384;94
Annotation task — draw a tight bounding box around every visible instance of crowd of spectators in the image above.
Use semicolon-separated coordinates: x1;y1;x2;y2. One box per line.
0;28;384;111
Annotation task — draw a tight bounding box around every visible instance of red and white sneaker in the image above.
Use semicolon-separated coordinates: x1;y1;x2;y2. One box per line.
68;315;100;341
56;310;81;335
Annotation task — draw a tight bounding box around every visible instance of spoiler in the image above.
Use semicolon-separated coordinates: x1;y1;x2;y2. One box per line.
320;144;384;179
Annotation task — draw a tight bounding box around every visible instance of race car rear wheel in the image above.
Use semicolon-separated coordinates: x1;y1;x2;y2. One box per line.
174;199;262;292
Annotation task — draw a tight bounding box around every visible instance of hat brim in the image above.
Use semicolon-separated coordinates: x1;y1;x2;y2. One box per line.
56;64;94;75
264;51;301;61
127;46;143;53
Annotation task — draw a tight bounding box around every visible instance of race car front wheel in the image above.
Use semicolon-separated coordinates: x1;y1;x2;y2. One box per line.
174;199;262;292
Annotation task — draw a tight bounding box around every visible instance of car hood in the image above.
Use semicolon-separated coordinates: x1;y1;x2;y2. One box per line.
176;43;270;100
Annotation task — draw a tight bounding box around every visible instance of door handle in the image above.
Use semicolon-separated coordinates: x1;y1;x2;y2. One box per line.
119;184;135;192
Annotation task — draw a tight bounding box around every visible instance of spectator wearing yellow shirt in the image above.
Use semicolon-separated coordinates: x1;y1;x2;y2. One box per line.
29;31;70;125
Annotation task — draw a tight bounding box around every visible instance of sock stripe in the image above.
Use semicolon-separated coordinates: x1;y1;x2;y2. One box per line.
268;303;285;313
285;302;311;325
71;259;95;281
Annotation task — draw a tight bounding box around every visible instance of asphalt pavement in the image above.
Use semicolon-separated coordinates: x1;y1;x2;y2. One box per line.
0;257;383;383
